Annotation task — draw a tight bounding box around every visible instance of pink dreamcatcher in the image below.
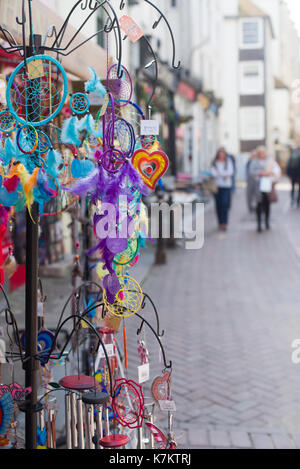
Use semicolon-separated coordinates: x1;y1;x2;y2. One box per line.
112;378;144;429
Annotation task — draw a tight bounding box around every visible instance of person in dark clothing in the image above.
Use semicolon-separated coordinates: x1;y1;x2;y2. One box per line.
286;149;300;207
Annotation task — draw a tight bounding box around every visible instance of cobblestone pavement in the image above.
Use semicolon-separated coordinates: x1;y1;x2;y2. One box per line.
126;182;300;449
2;183;300;449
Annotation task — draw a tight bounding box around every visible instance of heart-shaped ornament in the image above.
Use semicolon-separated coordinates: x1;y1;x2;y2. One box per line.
151;371;172;401
132;149;169;190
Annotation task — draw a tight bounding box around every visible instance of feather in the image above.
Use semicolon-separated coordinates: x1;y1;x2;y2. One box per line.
65;167;99;197
61;116;81;146
0;393;14;434
4;175;19;193
1;138;16;165
85;67;107;97
120;161;149;195
77;114;102;138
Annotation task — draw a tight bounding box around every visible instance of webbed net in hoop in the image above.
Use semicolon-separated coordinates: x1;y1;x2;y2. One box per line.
0;111;17;133
107;65;132;107
112;379;144;429
113;237;139;266
114;118;135;158
6;55;68;126
70;93;89;115
17;125;38;154
103;275;143;317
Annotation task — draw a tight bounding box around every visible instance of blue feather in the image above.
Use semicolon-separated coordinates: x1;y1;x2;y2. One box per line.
0;393;14;434
61;116;81;146
85;67;107;97
77;114;102;138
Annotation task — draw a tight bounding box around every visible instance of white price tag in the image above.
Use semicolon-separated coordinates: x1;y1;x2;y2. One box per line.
138;363;150;384
98;343;115;359
88;92;105;106
0;339;6;364
37;301;44;318
158;400;176;412
141;120;160;136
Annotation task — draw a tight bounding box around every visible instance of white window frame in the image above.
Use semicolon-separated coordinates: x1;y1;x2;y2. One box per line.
239;61;264;95
240;106;265;141
239;18;264;49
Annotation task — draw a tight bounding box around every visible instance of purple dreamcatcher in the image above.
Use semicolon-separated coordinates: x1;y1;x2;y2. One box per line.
106;65;132;107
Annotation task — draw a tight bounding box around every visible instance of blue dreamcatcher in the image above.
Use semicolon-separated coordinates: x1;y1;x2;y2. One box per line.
6;55;68;127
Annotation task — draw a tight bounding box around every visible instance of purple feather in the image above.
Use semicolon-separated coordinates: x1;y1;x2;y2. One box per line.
64;167;99;196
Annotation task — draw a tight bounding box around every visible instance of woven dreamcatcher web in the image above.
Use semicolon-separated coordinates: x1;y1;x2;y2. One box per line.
103;275;143;318
0;111;17;134
112;379;144;429
69;93;90;115
6;55;68;127
107;65;132;107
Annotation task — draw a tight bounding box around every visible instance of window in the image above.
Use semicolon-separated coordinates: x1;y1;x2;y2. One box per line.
239;18;263;49
240;61;264;95
240;107;265;140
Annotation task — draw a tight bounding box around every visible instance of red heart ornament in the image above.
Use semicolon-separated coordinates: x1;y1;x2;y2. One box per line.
151;372;172;401
132;149;169;190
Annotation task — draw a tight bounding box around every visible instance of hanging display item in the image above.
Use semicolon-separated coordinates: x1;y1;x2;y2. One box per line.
131;149;169;190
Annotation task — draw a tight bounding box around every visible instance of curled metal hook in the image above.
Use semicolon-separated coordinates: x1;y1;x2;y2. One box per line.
81;0;88;9
120;0;126;9
135;312;171;369
16;0;26;25
145;0;181;70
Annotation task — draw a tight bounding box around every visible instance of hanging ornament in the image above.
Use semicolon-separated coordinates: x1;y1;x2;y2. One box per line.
131;149;169;190
151;371;172;402
112;378;144;429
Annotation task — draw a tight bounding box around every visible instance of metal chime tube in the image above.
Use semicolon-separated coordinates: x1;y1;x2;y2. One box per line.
104;405;110;436
77;398;85;449
70;392;78;448
39;408;45;434
85;404;95;449
149;414;155;449
50;409;56;449
95;405;103;449
138;426;144;449
65;394;72;449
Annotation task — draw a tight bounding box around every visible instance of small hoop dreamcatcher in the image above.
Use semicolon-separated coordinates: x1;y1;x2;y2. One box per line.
107;65;132;107
113;237;139;267
100;148;126;174
103;275;143;318
69;93;90;115
113;118;136;159
0;111;17;134
6;55;68;127
112;378;144;429
16;124;38;154
36;130;52;154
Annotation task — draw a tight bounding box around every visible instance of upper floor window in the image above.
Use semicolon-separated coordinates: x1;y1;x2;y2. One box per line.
240;61;264;95
240;106;265;140
239;18;263;49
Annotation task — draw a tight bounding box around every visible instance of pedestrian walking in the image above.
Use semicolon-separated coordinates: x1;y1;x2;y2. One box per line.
248;146;281;233
210;148;234;231
286;147;300;207
246;149;258;213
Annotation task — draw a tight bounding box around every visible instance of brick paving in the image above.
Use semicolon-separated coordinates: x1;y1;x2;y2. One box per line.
126;182;300;448
2;183;300;448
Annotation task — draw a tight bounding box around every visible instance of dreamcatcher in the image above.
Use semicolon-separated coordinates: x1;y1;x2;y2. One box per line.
6;55;68;126
103;275;143;318
112;378;144;429
106;65;132;107
0;111;18;134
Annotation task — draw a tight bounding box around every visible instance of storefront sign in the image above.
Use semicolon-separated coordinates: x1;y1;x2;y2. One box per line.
177;81;196;101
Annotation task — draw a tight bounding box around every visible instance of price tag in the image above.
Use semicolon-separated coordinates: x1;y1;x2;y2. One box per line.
89;92;105;106
28;59;45;79
138;363;150;384
141;120;160;136
37;301;44;318
120;15;144;43
158;400;176;412
98;343;115;358
0;339;6;364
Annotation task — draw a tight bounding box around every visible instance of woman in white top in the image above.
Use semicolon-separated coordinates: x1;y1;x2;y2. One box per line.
248;146;281;232
210;148;234;231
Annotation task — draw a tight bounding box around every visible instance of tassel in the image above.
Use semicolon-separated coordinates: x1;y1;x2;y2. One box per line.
61;116;81;146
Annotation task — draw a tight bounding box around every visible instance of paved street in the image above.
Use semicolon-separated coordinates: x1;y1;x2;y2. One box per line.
2;182;300;449
128;182;300;449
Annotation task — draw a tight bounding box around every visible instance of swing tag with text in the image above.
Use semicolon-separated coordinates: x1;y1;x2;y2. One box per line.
141;120;160;136
98;343;115;358
138;363;150;384
120;16;144;43
158;400;176;412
